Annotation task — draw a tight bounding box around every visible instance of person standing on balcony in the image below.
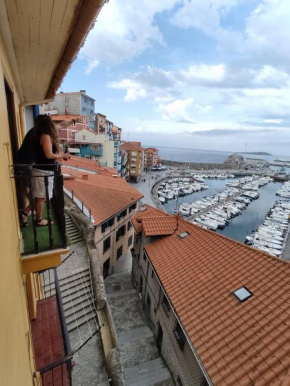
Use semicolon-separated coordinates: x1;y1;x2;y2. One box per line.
16;114;50;225
32;118;69;226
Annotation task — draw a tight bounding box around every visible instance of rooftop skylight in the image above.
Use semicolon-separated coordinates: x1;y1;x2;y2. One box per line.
233;286;252;303
179;231;189;239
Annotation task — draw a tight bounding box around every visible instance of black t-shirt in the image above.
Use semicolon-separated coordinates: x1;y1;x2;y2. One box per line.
15;127;37;164
34;135;57;171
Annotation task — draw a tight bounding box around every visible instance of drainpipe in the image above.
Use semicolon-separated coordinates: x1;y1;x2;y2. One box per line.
143;252;150;308
33;105;40;119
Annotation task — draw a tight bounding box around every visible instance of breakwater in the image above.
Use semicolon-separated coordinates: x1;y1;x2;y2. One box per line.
162;159;236;170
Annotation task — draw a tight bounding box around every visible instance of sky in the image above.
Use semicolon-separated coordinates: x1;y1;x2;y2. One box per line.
61;0;290;155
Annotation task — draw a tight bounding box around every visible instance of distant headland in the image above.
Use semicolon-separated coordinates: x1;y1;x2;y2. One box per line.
240;152;272;156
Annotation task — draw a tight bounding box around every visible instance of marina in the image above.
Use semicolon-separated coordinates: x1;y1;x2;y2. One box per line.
158;174;286;254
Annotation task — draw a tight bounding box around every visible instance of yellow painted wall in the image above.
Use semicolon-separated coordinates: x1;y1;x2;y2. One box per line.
0;34;35;386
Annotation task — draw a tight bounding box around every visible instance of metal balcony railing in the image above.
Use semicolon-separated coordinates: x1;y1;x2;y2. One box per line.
12;164;67;255
34;268;73;386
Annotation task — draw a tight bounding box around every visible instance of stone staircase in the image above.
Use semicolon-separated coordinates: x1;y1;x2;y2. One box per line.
105;272;174;386
65;213;83;244
124;358;173;386
43;266;97;333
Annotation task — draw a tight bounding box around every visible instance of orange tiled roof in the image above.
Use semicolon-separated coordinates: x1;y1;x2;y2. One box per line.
142;217;178;237
144;217;290;386
62;156;118;176
62;166;143;226
120;141;144;152
50;115;84;121
62;156;99;172
132;205;168;234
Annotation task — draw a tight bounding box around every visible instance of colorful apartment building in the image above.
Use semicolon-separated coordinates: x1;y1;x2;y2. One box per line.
0;1;105;385
62;157;143;276
132;206;290;386
120;141;145;182
44;91;96;129
146;147;160;166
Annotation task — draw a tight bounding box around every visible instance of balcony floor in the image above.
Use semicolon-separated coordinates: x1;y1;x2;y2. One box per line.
21;205;64;255
31;296;70;385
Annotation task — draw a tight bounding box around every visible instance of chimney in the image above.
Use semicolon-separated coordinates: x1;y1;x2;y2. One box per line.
82;174;89;180
80;90;86;93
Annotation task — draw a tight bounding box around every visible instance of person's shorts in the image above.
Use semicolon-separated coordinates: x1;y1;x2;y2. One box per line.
31;168;54;199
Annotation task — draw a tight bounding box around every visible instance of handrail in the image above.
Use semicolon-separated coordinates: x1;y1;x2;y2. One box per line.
54;268;73;356
37;355;73;375
35;268;73;386
11;163;67;254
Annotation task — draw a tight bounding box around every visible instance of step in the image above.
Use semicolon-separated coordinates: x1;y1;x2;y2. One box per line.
65;304;95;325
70;237;83;244
66;228;80;235
124;358;172;386
43;267;89;287
60;282;93;302
67;312;96;332
60;285;93;306
64;297;94;317
43;271;91;294
106;288;137;298
125;358;165;377
118;327;153;345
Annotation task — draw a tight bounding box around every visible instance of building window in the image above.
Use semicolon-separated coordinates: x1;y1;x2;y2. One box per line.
101;218;114;233
82;135;86;140
151;268;154;279
103;236;111;253
131;151;137;156
162;294;170;316
116;225;126;241
127;221;133;231
117;245;123;259
173;322;186;350
117;209;127;221
128;235;133;247
129;203;137;212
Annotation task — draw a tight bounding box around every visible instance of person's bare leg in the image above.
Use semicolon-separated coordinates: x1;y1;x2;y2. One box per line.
35;197;46;224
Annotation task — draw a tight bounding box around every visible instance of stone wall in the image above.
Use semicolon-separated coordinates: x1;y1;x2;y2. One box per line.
132;233;208;386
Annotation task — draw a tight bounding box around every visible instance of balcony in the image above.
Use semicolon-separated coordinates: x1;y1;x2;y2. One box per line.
31;268;73;386
12;164;68;273
80;144;103;157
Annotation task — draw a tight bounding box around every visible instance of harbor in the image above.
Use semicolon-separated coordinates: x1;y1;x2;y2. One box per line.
131;165;290;260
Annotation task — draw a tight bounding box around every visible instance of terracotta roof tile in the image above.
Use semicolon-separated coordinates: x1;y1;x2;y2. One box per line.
131;205;168;234
62;155;117;175
120;141;144;152
143;217;290;385
62;166;143;226
142;216;178;236
50;115;84;121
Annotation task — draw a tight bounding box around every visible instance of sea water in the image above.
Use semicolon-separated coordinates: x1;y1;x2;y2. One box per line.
162;179;282;243
157;146;290;165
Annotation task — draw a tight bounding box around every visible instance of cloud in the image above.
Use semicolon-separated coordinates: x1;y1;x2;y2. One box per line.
158;98;195;123
80;0;179;72
190;128;276;136
171;0;239;36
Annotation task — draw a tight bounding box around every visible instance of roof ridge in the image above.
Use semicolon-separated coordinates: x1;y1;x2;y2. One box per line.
66;177;143;198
